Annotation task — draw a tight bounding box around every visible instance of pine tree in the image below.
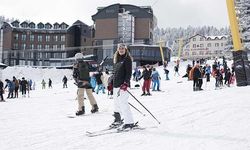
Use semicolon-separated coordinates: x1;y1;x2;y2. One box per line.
235;0;250;50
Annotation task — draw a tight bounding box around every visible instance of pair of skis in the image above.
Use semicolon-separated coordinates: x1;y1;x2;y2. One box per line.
86;122;146;137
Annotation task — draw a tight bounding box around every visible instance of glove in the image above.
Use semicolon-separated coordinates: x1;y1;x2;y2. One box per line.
120;82;128;91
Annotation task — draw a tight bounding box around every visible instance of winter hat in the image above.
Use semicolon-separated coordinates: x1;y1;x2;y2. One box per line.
118;43;127;49
75;53;84;61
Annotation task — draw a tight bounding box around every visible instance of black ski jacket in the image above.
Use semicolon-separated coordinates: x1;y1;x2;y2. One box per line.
113;55;132;88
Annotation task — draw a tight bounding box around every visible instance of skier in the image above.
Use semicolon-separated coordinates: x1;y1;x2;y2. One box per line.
110;43;136;130
139;65;152;96
73;52;99;116
20;77;28;97
41;79;46;89
48;78;52;88
62;76;68;88
0;80;4;102
13;76;19;98
5;79;14;99
174;64;180;76
94;70;105;94
107;74;114;99
151;68;161;91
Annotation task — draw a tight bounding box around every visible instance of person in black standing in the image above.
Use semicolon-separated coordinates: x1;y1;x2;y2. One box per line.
62;76;68;88
48;78;52;88
0;80;4;102
110;43;136;130
20;77;28;97
13;76;19;98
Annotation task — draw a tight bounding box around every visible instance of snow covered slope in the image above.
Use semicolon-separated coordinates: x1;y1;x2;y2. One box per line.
0;61;250;150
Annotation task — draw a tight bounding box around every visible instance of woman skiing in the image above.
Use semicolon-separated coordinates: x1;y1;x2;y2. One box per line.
110;43;136;130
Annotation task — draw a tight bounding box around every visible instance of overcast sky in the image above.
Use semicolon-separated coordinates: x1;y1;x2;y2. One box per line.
0;0;229;28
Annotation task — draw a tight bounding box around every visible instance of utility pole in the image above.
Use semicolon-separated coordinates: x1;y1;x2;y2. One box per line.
158;40;165;65
226;0;250;86
177;38;183;65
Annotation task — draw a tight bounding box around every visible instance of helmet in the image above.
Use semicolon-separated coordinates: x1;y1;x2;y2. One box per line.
75;53;84;60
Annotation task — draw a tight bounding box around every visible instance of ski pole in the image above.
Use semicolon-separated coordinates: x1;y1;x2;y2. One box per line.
128;102;146;116
127;90;161;124
117;89;145;116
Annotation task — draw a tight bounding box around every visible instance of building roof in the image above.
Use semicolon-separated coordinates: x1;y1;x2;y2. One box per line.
92;3;154;21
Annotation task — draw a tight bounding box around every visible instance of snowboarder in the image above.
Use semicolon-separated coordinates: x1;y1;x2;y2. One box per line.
73;52;99;116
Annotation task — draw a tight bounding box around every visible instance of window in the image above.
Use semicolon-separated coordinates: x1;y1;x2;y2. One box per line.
53;45;58;50
192;52;197;55
21;44;26;50
38;35;43;42
61;35;65;41
37;44;42;49
14;34;19;40
207;43;211;47
221;43;223;46
46;35;50;42
62;53;66;58
29;23;35;28
84;38;86;42
54;24;59;29
200;44;204;47
14;43;18;49
215;43;219;47
193;44;196;48
54;35;58;41
45;45;50;50
61;44;65;50
30;44;34;49
200;37;204;41
61;24;67;29
193;38;196;41
21;34;26;41
30;35;34;41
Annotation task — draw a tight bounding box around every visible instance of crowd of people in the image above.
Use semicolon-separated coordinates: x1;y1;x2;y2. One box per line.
0;43;237;131
0;75;70;102
185;58;235;91
0;77;34;102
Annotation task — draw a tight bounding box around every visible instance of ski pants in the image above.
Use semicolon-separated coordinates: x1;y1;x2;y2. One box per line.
142;79;151;93
77;88;97;111
113;88;134;124
153;79;160;91
95;84;105;94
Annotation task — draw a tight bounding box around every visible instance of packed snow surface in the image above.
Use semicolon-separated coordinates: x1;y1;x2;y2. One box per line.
0;60;249;150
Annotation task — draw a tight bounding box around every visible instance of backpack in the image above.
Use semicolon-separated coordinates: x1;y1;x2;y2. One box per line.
78;61;90;81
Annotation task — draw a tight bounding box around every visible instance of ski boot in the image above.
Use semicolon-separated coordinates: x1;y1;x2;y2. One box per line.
76;106;85;116
91;104;99;113
109;112;123;128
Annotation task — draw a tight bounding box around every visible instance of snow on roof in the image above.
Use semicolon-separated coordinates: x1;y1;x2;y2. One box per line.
206;35;227;40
